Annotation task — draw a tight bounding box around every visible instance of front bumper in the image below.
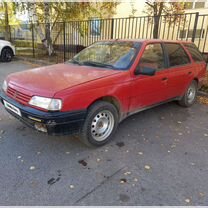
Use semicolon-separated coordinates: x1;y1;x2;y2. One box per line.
11;45;15;56
0;91;87;136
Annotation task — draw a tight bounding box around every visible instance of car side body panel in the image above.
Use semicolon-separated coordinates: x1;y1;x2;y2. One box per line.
54;71;132;117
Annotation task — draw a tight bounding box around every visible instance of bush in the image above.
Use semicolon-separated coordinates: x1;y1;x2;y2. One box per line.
201;71;208;93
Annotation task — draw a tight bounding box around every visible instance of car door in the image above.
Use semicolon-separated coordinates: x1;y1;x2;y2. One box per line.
163;43;194;99
129;42;170;112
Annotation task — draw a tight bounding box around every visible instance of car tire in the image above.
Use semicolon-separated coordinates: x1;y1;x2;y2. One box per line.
79;101;119;147
178;80;198;107
0;48;13;62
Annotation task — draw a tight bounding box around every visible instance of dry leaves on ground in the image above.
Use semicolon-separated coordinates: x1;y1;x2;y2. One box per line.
197;96;208;105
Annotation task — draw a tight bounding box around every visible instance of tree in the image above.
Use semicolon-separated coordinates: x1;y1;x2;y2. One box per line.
15;2;119;56
129;0;137;18
144;1;185;38
0;2;19;40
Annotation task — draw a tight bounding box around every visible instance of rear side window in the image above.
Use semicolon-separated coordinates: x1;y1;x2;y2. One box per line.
164;43;190;67
184;43;204;62
139;43;165;71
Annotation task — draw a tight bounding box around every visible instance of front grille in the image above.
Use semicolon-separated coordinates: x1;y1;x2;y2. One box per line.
7;86;31;105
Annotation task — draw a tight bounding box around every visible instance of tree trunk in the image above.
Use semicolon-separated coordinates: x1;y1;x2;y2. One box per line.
4;2;10;41
153;15;160;39
31;3;54;56
44;3;54;56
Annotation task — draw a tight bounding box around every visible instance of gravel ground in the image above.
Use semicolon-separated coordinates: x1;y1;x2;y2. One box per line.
0;60;208;206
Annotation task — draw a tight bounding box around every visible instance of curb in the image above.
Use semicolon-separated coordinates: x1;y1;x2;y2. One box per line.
198;90;208;97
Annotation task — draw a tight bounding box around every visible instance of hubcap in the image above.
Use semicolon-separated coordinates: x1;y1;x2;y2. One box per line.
187;84;196;103
91;110;114;142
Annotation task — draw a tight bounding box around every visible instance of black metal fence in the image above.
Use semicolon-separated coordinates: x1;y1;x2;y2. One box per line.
0;12;208;63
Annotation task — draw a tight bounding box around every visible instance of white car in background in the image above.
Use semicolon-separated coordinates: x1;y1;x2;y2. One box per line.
0;40;15;62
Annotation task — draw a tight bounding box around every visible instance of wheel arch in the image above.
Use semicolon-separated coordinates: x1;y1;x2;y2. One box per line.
193;77;199;84
87;96;122;117
0;46;14;56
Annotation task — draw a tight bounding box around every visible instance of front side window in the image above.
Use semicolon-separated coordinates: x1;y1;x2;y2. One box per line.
164;43;190;67
139;43;165;71
70;41;140;70
184;43;204;62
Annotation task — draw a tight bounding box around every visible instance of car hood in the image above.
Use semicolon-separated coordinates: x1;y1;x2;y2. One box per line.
7;63;122;97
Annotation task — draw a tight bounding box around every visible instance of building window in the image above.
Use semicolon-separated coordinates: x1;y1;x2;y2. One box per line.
179;29;205;39
195;2;205;8
90;18;101;37
188;29;205;38
184;2;194;9
184;1;206;9
179;30;187;39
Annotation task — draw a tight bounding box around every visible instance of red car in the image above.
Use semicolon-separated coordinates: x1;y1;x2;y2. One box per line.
0;39;206;146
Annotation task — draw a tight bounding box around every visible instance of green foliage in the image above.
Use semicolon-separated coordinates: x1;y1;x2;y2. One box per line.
15;2;119;23
0;2;20;26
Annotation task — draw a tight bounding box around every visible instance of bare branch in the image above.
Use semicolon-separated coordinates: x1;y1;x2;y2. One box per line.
145;1;154;8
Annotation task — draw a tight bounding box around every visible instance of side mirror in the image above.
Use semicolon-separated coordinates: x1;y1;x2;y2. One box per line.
202;53;208;63
135;66;156;76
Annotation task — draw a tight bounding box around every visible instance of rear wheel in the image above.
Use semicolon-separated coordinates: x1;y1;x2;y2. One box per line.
178;80;198;107
1;48;13;62
79;101;119;147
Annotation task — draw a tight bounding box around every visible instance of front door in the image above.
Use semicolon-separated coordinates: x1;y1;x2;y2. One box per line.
129;43;170;112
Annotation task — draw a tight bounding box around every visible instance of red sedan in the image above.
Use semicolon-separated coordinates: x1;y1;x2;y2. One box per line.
0;39;206;146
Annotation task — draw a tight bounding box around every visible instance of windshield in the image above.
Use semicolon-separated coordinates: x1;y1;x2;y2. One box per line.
69;41;141;70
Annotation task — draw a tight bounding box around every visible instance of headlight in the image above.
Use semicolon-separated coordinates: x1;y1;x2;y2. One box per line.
2;80;8;92
29;96;62;111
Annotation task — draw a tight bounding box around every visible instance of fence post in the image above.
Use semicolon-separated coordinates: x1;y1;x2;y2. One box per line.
31;23;35;58
111;19;114;39
9;25;12;42
192;12;199;43
63;22;66;62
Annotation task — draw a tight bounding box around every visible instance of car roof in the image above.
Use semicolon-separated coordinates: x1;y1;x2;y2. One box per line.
99;39;193;44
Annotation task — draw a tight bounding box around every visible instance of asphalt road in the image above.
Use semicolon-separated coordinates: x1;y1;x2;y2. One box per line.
0;60;208;205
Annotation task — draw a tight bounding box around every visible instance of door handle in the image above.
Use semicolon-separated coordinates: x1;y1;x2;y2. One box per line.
161;77;168;81
188;71;192;75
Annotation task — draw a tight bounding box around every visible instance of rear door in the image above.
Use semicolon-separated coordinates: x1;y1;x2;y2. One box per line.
163;43;193;99
183;43;206;86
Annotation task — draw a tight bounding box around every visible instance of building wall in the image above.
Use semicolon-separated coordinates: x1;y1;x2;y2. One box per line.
114;1;146;18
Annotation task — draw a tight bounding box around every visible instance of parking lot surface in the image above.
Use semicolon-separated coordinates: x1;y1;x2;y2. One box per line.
0;60;208;205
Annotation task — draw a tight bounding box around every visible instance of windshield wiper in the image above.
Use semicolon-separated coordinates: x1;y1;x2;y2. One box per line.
70;58;82;65
81;61;115;69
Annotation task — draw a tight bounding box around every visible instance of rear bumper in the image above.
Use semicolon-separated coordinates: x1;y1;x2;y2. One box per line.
0;91;87;136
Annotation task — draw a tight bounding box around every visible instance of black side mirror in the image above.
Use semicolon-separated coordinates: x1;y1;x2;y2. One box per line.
202;53;208;63
135;66;156;76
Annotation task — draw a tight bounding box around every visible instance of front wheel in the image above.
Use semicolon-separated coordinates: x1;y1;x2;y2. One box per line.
178;80;198;107
79;101;119;147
